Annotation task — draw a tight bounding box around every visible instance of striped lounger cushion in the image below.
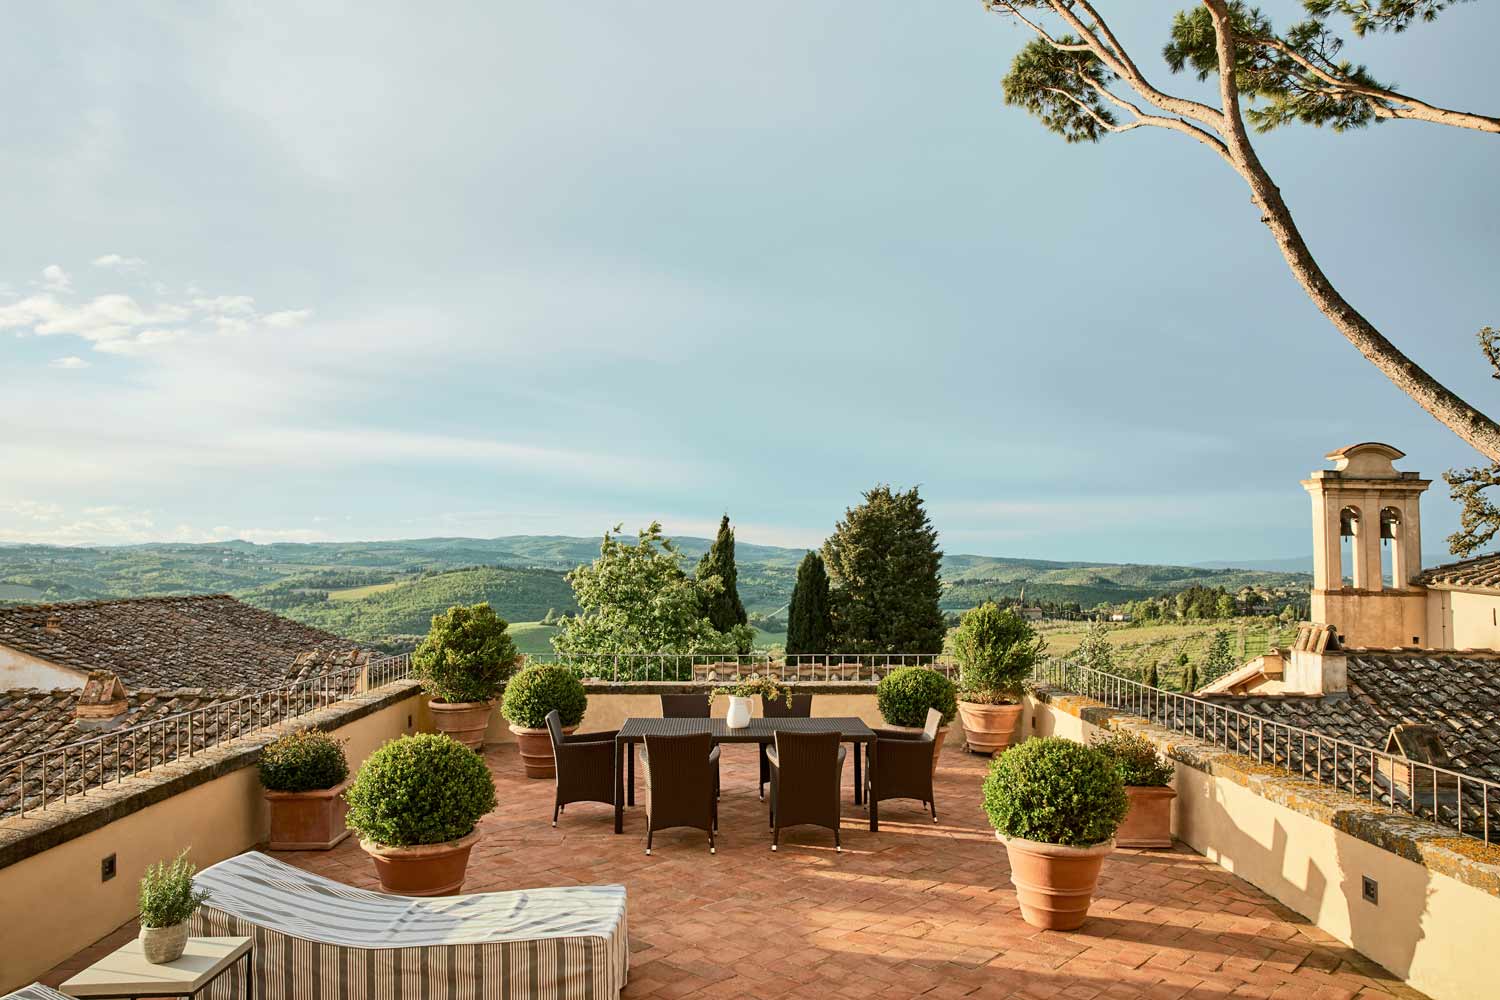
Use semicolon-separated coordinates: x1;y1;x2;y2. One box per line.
190;851;628;1000
4;987;70;1000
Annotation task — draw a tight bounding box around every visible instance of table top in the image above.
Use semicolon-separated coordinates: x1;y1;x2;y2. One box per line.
617;716;875;742
61;936;251;996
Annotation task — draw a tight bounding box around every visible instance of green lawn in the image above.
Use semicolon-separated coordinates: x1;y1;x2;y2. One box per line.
510;621;560;658
327;580;405;602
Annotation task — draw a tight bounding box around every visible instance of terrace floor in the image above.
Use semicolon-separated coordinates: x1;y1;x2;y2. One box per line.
47;743;1425;1000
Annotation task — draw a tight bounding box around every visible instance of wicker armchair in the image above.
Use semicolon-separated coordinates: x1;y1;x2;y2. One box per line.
659;694;711;718
866;707;941;823
766;729;846;852
639;731;720;855
758;694;813;799
545;710;618;827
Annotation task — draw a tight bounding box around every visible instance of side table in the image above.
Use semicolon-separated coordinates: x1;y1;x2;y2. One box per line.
60;936;252;1000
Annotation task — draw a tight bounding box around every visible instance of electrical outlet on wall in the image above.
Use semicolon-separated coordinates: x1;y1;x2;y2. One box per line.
101;853;116;882
1361;876;1378;904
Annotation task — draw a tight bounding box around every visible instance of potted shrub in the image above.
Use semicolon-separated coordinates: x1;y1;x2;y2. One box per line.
953;602;1046;754
876;666;958;773
412;603;519;749
501;664;588;778
137;850;211;964
714;674;792;729
260;729;351;850
345;733;497;895
983;737;1127;931
1091;729;1176;848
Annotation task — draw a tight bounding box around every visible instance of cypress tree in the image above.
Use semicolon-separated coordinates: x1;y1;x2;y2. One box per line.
1182;660;1199;694
822;485;945;653
785;551;832;655
695;514;748;633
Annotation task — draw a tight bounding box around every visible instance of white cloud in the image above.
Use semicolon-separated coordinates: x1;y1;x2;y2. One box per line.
92;254;147;273
0;502;157;545
263;309;312;328
48;356;90;369
41;265;72;292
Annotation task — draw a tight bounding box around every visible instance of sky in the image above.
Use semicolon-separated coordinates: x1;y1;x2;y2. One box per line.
1;2;1497;564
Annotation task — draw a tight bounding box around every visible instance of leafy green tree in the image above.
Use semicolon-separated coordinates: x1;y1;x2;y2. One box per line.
695;514;749;635
1203;628;1236;679
1215;592;1236;619
552;523;752;668
1074;622;1115;674
785;550;833;655
985;1;1500;461
1182;660;1200;694
822;485;945;653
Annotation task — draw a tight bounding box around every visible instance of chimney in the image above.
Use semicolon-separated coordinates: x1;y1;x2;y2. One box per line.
75;670;129;722
1282;622;1347;695
44;614;62;633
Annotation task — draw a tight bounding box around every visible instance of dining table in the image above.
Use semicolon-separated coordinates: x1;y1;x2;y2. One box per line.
613;716;880;833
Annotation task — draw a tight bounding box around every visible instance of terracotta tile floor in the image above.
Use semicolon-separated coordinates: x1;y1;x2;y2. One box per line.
47;743;1425;1000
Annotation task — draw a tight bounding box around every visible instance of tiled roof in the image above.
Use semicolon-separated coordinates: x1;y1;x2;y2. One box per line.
1203;652;1500;782
0;595;362;691
1419;553;1500;591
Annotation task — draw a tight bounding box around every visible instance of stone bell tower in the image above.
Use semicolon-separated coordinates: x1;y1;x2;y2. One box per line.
1303;443;1430;649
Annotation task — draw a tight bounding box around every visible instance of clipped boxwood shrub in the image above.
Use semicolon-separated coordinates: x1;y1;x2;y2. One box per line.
953;601;1047;704
982;737;1127;847
501;664;587;729
259;729;349;792
876;666;958;727
412;602;520;704
1090;729;1175;787
344;734;496;847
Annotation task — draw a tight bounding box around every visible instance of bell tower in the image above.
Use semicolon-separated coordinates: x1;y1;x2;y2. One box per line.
1303;443;1429;648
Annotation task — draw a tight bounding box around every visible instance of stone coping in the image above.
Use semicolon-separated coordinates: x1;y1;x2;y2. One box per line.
0;680;423;872
576;680;877;695
1031;684;1500;900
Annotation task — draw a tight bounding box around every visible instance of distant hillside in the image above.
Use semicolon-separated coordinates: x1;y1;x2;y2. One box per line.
0;536;1309;651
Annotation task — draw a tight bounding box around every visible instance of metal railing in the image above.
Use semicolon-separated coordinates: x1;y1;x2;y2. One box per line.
527;652;951;683
2;653;413;819
1034;659;1500;844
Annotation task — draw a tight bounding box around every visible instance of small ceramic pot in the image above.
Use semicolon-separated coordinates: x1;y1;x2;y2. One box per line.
139;921;189;964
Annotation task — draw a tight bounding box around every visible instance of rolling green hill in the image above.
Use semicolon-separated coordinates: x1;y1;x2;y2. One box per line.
0;537;1309;652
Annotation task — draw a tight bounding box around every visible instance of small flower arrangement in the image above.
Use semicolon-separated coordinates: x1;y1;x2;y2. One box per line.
714;673;793;707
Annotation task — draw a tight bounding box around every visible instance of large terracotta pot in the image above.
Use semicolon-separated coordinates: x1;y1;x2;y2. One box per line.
510;723;575;778
361;829;482;896
999;833;1113;931
1116;785;1176;849
958;701;1023;754
428;699;494;750
884;722;949;777
264;780;350;851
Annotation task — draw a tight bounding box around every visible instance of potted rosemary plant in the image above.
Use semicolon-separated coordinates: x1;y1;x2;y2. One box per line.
137;850;211;964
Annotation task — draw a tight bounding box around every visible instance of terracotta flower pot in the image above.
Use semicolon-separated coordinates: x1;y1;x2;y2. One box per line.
360;829;482;896
1116;785;1176;849
999;832;1113;931
139;921;189;964
510;723;575;778
958;701;1023;754
264;780;350;851
428;699;494;750
884;722;949;777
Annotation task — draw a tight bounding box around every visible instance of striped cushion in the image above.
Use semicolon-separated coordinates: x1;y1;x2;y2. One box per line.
4;987;71;1000
191;851;627;1000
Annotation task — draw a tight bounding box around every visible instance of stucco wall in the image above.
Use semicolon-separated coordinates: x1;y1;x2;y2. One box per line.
0;643;86;690
1427;587;1500;651
1026;692;1500;1000
0;689;427;992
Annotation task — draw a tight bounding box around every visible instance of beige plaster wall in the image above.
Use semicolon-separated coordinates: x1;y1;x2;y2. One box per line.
1312;589;1428;649
0;643;86;690
1428;588;1500;651
0;692;425;992
1027;695;1499;1000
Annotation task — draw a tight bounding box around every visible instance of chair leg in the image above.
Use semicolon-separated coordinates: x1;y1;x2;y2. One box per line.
645;827;653;856
552;798;560;828
931;799;938;823
772;824;779;852
709;824;716;855
834;825;842;853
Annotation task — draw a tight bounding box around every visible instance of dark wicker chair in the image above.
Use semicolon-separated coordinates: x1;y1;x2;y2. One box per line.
766;729;846;852
866;707;941;823
758;694;813;799
545;710;617;827
659;694;711;718
639;731;720;855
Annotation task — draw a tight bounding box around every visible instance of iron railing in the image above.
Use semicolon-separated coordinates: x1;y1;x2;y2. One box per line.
527;652;951;683
1034;659;1500;844
2;653;413;819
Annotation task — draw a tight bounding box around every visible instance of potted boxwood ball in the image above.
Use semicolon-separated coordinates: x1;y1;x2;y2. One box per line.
1091;729;1176;848
345;733;497;896
259;729;351;850
876;666;958;774
953;602;1046;754
501;664;588;778
137;850;211;963
983;737;1127;931
412;602;519;750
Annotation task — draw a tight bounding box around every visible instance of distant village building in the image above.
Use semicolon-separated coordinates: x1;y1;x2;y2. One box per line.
1018;606;1044;622
1198;443;1500;784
